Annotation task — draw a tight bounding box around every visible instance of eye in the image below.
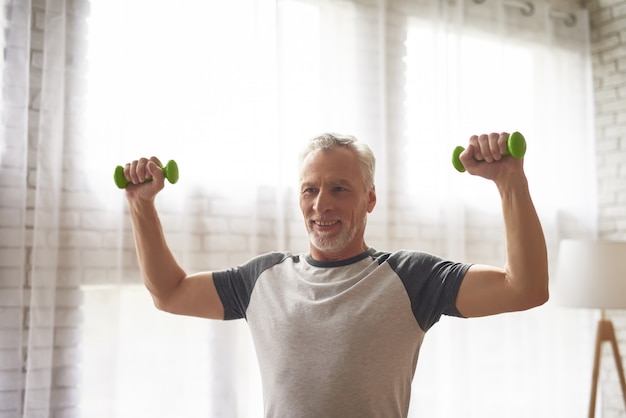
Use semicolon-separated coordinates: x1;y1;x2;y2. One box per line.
301;187;318;196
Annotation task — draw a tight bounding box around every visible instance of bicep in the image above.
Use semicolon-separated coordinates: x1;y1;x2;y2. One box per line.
455;264;532;318
154;271;225;320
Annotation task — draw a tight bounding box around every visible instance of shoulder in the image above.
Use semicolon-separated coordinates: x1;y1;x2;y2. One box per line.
371;248;471;292
374;250;471;330
212;251;299;320
243;251;297;273
369;249;446;271
215;251;298;282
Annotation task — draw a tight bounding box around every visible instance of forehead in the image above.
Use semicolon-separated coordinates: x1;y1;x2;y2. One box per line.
300;147;363;185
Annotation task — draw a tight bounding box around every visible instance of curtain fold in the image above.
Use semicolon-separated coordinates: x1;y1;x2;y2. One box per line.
0;0;598;417
1;0;31;415
25;0;66;413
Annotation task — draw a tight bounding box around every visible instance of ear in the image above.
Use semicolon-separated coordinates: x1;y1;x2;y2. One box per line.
367;185;377;213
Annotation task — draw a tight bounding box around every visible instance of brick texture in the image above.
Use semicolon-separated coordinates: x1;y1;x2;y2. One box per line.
1;0;624;416
587;0;626;416
0;0;90;417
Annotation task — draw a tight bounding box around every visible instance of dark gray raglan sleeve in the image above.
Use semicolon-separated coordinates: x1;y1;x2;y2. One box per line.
212;252;290;320
385;250;472;332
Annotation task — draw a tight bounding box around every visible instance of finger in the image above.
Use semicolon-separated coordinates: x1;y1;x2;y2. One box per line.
146;158;165;183
468;135;482;161
136;157;151;183
487;132;501;161
477;134;492;162
498;132;509;157
460;143;478;169
123;162;132;184
128;160;141;184
149;156;163;168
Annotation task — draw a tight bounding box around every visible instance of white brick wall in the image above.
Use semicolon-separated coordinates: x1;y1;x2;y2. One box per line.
0;0;91;416
587;0;626;416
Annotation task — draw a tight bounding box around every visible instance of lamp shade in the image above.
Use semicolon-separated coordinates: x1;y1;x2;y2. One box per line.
555;239;626;309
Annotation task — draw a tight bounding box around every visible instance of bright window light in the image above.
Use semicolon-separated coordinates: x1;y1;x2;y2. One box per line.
404;22;536;212
84;0;322;198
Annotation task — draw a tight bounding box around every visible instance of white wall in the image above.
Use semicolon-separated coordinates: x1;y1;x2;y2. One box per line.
1;0;625;417
587;1;626;416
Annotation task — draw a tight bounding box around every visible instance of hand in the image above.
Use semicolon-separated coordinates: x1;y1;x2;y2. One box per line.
123;156;166;201
459;132;524;181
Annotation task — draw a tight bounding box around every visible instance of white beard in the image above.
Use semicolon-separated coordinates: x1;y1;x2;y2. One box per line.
307;215;366;255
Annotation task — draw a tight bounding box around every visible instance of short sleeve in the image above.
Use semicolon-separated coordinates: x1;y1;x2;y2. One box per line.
385;251;471;332
212;252;291;320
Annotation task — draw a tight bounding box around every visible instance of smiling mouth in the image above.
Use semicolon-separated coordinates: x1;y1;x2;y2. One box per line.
312;219;340;227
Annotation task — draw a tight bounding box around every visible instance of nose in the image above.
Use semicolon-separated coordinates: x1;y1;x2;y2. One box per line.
312;189;332;213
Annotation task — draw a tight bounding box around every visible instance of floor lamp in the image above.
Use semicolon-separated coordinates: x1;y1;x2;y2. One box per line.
555;239;626;418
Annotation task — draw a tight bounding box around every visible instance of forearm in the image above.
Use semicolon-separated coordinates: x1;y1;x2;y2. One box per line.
499;175;549;305
128;199;186;304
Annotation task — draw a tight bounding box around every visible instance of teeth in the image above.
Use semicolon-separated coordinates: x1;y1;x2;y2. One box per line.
315;220;338;226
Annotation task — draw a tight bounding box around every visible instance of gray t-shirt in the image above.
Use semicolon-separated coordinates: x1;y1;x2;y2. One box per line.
213;248;470;418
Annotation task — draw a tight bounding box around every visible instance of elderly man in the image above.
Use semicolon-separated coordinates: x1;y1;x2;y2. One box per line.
122;131;548;418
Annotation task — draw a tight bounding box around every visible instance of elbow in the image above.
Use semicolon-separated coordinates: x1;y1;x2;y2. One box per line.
144;275;185;313
150;291;181;314
145;285;175;313
529;287;549;309
535;272;550;307
151;295;170;312
518;279;550;310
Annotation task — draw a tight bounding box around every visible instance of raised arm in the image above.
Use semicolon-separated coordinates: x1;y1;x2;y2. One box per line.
124;157;224;320
454;133;549;317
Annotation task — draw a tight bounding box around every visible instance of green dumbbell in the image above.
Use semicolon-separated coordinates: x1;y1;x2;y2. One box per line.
114;160;179;189
452;131;526;173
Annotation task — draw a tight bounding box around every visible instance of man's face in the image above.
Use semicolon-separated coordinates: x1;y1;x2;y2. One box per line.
299;147;376;261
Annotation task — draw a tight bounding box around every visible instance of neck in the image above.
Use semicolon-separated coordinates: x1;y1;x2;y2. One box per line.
309;242;369;262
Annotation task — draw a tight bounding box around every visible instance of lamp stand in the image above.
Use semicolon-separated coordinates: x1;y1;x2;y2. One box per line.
588;310;626;418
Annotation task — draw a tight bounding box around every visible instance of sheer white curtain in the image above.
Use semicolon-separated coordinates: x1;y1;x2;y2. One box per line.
0;0;596;417
1;0;86;416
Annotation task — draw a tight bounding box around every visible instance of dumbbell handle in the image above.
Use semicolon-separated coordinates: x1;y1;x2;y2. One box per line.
114;160;179;189
452;131;526;173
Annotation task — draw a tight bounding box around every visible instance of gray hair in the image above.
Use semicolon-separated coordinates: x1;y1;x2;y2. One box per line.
299;132;376;189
